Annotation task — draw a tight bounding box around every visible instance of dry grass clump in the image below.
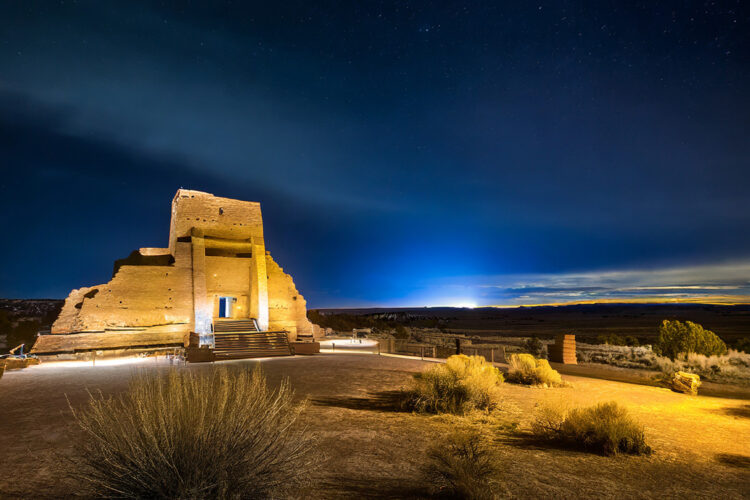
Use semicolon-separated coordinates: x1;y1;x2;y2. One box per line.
69;367;316;499
406;355;504;414
532;401;651;456
577;342;750;385
654;349;750;386
425;429;498;499
506;353;563;386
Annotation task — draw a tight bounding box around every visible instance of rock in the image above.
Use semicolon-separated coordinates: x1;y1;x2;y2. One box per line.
670;371;701;395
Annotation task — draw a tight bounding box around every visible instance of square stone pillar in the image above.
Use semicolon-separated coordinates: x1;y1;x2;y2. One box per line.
250;243;269;331
191;230;213;345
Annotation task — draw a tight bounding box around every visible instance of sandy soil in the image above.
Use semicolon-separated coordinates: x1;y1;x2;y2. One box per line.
0;353;748;498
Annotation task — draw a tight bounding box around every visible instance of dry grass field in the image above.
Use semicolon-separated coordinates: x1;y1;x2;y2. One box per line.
1;353;748;498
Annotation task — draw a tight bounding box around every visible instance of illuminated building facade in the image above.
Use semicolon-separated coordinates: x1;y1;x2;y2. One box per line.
32;189;314;355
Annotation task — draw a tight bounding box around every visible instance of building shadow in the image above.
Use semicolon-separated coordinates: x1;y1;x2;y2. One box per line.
710;404;750;419
716;453;750;469
312;390;408;412
723;404;750;418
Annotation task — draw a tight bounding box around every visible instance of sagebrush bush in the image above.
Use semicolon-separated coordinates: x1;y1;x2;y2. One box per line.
69;367;316;499
734;338;750;354
655;319;727;359
596;333;640;347
406;355;504;414
522;336;544;357
426;429;497;499
506;353;563;386
532;401;651;456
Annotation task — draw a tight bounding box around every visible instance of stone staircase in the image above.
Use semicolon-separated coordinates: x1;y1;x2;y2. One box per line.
212;319;291;360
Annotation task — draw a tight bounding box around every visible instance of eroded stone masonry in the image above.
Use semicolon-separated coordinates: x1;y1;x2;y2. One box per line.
32;189;316;355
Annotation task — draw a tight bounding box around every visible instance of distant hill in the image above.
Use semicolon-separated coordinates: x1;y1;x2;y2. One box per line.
312;303;750;343
0;298;64;352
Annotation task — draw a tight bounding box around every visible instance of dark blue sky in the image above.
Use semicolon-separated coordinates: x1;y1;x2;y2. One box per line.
1;1;749;307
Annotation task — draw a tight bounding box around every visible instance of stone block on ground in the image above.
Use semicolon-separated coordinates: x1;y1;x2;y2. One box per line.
549;334;577;364
670;371;701;395
291;341;320;355
186;347;216;363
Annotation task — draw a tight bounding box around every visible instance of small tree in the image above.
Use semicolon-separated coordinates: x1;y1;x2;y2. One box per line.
655;320;727;360
393;324;410;340
522;336;544;357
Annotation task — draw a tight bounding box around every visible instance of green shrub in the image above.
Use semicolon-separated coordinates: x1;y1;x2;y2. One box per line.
69;367;316;498
406;355;504;414
522;336;544;357
532;401;651;456
506;353;563;386
426;429;497;499
735;338;750;354
595;333;640;347
655;320;727;360
393;324;410;339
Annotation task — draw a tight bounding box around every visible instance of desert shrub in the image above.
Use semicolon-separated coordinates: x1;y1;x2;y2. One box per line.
735;338;750;354
393;324;410;339
426;429;497;499
506;353;563;386
654;349;750;385
655;320;727;360
69;367;316;499
596;333;624;345
522;336;544;357
532;401;651;456
577;341;750;385
406;355;504;414
595;333;640;347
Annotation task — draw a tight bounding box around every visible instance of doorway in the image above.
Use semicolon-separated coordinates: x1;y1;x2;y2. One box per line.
218;296;235;318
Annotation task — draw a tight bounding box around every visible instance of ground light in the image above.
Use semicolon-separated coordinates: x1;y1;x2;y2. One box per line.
26;356;155;370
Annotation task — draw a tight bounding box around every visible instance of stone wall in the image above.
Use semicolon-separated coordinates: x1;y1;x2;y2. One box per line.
266;253;313;339
51;242;193;334
205;255;252;319
169;189;264;253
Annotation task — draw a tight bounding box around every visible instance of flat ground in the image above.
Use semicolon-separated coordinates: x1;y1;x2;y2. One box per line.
1;353;748;498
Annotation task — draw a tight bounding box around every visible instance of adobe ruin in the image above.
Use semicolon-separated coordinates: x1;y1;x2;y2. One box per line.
32;189;316;356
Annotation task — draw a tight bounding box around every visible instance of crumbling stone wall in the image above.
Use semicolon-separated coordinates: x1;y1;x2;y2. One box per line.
266;254;313;339
40;189;315;354
51;242;193;333
169;189;264;253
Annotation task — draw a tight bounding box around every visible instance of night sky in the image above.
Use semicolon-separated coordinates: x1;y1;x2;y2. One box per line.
1;1;749;307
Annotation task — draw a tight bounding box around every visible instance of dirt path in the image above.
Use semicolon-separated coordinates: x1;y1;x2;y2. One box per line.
0;353;748;498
